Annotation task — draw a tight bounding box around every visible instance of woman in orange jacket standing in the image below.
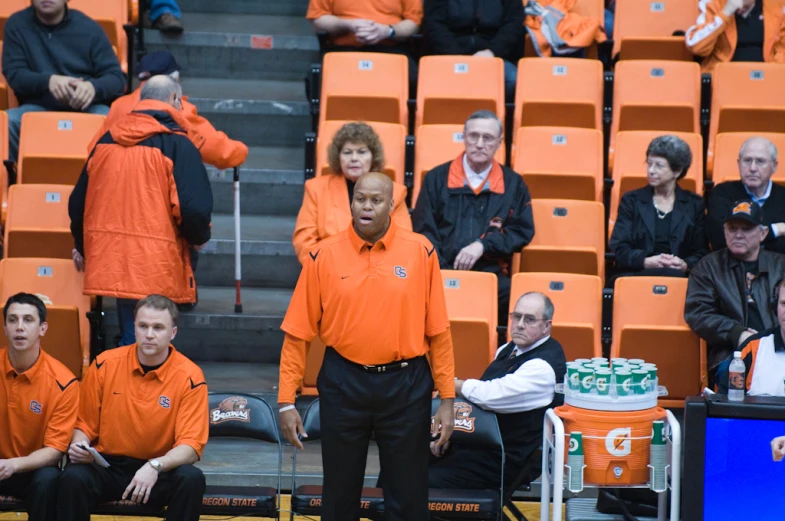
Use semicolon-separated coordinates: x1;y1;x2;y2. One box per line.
292;122;412;264
686;0;785;72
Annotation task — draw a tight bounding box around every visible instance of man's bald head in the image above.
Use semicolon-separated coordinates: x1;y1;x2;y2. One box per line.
740;137;778;163
355;172;394;199
140;75;183;108
351;172;395;244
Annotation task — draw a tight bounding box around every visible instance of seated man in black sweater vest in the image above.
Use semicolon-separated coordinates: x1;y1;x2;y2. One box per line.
429;291;567;490
707;137;785;255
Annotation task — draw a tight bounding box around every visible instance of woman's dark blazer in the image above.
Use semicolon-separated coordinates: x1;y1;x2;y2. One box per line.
609;185;708;271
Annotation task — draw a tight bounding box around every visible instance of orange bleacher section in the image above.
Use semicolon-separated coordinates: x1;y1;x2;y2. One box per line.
0;0;778;407
301;0;785;406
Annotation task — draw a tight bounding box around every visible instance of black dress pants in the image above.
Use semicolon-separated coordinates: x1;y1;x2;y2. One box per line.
428;443;512;491
57;456;205;521
0;466;59;521
318;347;434;521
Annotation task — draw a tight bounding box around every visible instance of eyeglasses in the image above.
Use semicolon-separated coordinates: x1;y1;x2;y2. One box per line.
740;157;771;168
465;132;500;145
509;313;546;326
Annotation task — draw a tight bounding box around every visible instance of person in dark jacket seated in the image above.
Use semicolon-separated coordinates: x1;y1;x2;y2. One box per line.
610;135;708;278
429;292;566;490
413;110;535;326
423;0;524;101
1;0;125;162
707;137;785;255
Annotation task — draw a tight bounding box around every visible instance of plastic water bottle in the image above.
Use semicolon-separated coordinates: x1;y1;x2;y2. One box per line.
728;351;746;402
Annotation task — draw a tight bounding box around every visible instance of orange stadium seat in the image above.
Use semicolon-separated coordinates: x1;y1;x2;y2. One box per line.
511;199;605;282
706;63;785;177
316;120;407;185
611;276;706;407
0;258;90;378
411;124;505;204
514;58;604;141
0;43;7;111
512;127;603;201
612;0;697;60
4;184;74;260
441;270;498;380
0;0;27;38
68;0;128;71
712;132;785;185
17;112;106;185
0;111;8;224
509;272;603;361
609;60;701;168
319;52;409;127
608;130;703;235
415;56;505;128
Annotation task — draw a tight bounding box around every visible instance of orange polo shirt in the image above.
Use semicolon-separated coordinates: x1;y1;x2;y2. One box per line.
76;345;209;460
279;222;455;402
0;348;78;459
306;0;423;46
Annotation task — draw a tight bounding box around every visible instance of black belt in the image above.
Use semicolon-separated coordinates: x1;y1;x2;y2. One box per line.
330;347;421;373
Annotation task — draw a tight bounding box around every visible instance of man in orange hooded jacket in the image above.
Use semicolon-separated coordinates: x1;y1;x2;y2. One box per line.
70;76;213;347
88;50;248;170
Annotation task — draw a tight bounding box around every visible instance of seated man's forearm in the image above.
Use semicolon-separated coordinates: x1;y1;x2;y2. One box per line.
70;428;92;446
312;15;355;35
11;447;63;473
158;444;199;472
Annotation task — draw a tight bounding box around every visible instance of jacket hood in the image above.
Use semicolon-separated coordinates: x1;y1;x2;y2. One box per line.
109;99;205;150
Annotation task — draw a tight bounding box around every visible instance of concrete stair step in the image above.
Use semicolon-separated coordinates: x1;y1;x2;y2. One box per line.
208;149;305;216
144;13;318;81
180;77;310;149
179;0;310;17
197;214;300;288
104;286;292;363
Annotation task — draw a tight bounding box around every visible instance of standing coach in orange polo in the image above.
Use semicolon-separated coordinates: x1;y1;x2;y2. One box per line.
279;172;456;521
56;295;209;521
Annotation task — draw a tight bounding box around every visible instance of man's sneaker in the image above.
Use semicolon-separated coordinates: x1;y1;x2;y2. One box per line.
152;13;184;34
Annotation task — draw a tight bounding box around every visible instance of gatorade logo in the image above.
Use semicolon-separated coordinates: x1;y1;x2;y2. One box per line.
569;373;579;387
581;375;593;388
596;379;607;392
605;427;632;456
569;438;579;452
641;375;650;390
621;379;631;393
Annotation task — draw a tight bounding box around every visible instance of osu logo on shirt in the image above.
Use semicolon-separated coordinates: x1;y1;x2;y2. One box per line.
159;395;171;409
394;266;407;278
210;396;251;424
29;400;42;414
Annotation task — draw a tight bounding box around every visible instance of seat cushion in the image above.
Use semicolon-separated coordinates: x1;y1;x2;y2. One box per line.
425;489;500;519
292;485;384;516
201;485;277;517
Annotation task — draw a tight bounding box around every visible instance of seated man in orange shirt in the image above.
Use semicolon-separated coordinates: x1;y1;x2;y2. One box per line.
57;295;209;521
89;50;248;170
0;293;79;521
307;0;423;93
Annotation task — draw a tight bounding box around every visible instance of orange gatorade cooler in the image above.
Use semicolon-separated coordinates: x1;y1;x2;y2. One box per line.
555;404;666;486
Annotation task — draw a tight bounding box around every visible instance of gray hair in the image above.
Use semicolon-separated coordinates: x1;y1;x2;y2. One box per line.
139;75;182;103
517;291;555;321
646;135;693;180
464;110;503;137
739;137;778;163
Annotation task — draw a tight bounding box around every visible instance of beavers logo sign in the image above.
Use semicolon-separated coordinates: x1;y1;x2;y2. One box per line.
453;402;475;433
210;396;250;424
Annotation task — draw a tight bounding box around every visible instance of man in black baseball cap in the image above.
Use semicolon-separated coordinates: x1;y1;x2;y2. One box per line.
686;198;785;387
137;50;181;81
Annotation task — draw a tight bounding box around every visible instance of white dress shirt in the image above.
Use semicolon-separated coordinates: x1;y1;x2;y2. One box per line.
460;336;557;414
748;334;785;397
462;154;492;190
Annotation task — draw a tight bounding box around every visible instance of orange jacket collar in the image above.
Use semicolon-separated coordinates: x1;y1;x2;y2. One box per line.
447;153;505;194
348;217;397;252
112;99;205;150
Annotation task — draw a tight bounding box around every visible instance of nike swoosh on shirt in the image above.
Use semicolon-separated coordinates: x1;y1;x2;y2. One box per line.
425;246;435;257
190;378;207;390
309;250;320;261
57;378;78;392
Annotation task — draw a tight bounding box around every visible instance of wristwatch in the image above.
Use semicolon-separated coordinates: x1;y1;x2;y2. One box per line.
388;25;396;40
149;459;163;473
